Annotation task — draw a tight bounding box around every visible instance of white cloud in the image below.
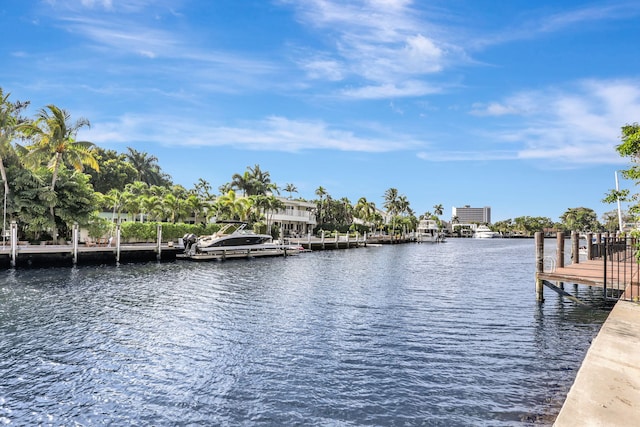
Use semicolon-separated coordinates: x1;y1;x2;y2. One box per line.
85;114;423;152
422;79;640;165
286;0;459;99
341;81;440;99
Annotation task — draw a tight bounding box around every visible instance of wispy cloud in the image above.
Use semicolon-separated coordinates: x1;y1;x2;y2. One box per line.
85;114;424;152
282;0;462;99
472;2;640;49
421;79;640;165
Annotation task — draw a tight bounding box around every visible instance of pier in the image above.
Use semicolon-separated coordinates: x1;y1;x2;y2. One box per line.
534;232;640;425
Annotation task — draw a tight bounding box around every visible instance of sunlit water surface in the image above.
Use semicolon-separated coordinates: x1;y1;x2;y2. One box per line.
0;239;609;425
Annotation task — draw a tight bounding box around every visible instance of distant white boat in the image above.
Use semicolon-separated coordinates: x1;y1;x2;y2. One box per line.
474;225;499;239
417;219;445;243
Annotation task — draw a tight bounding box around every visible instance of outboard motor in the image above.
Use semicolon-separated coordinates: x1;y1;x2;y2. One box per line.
182;233;198;254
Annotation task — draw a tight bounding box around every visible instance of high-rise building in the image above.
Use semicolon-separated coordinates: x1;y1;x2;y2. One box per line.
451;205;491;224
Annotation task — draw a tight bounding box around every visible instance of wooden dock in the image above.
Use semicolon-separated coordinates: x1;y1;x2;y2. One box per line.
534;232;640;425
535;232;640;303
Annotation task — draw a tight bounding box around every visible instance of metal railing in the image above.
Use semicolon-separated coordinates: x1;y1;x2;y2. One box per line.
598;237;639;302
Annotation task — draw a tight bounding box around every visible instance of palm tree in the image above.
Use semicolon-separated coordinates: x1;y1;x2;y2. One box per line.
18;105;98;241
354;197;376;226
185;194;205;224
125;147;168;186
193;178;212;200
231;171;253;196
163;193;184;223
248;164;275;195
383;188;400;239
141;195;163;222
433;204;443;217
216;190;250;221
284;183;298;199
315;186;328;224
0;89;29;243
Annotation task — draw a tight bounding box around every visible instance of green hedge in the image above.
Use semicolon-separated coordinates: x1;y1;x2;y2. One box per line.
120;222;221;242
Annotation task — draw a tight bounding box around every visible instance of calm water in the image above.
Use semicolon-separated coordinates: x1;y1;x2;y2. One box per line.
0;239;610;426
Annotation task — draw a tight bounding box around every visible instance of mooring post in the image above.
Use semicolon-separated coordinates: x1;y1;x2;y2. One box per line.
535;231;544;302
72;222;79;265
364;231;367;247
116;224;121;263
321;230;325;249
556;231;564;269
10;221;17;267
586;232;593;260
156;224;162;261
595;232;602;258
571;231;579;264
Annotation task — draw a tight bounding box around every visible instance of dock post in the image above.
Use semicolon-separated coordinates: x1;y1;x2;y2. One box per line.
535;231;544;302
364;231;367;247
10;221;17;267
321;230;325;249
586;232;593;260
335;231;339;248
72;222;79;265
556;231;565;269
116;224;121;263
571;231;579;264
156;223;162;260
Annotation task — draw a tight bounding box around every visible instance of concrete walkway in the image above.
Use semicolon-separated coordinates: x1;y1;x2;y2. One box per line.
555;300;640;426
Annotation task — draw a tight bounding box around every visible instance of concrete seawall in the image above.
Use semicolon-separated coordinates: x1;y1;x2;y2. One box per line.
554;300;640;426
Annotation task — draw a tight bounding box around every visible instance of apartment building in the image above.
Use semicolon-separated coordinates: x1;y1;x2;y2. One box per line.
451;205;491;224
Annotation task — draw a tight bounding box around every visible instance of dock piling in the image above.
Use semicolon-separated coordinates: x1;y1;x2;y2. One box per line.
73;222;79;265
535;231;544;302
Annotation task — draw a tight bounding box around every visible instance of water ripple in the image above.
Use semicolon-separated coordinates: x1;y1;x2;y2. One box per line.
0;240;607;425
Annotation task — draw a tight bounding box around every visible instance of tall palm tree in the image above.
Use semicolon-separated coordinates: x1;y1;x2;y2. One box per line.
383;188;400;238
125;147;168;186
284;183;298;199
433;204;444;217
231;171;253;196
193;178;212;200
315;186;328;224
18;105;98;241
248;164;274;195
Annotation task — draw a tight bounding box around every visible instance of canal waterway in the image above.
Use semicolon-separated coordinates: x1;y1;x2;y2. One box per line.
0;238;610;425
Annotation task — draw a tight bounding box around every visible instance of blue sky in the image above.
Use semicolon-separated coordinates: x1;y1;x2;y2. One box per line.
2;0;640;223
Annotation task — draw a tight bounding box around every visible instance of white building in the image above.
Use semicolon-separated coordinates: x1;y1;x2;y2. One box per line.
271;198;317;237
452;205;491;224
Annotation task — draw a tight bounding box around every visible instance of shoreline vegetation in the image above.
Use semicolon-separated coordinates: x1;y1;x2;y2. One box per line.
0;88;629;244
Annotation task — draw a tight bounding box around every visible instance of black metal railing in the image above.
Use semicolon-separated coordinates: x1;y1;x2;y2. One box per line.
599;237;639;301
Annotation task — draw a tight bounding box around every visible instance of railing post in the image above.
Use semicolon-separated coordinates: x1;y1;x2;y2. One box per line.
535;232;544;302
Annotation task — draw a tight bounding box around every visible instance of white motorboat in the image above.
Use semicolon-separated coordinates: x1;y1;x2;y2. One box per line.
474;225;499;239
183;222;277;255
416;219;445;243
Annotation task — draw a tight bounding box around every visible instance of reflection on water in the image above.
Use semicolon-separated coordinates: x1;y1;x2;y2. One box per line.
0;239;608;425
